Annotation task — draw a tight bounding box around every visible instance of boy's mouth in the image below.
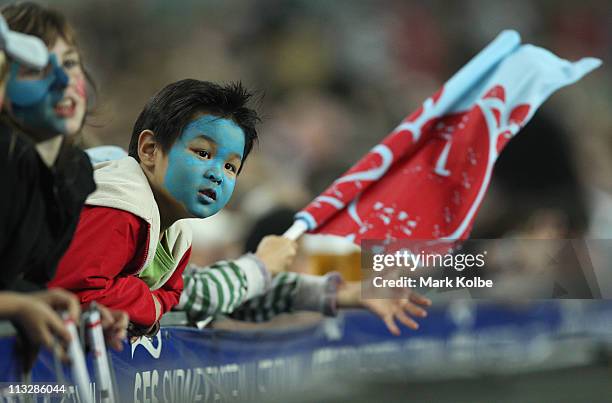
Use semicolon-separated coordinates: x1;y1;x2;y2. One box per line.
198;188;217;203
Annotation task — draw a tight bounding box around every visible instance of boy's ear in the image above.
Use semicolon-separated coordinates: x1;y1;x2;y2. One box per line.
138;130;158;168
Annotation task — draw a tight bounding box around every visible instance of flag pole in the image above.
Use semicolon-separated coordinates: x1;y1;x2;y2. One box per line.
63;312;94;403
283;219;308;240
84;302;117;403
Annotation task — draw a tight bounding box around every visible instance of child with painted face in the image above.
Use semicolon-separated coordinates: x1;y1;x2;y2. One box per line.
50;79;297;336
0;13;81;362
0;3;127;352
0;3;95;290
2;3;87;141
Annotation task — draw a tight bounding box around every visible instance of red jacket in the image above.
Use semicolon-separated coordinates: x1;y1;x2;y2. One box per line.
50;206;191;326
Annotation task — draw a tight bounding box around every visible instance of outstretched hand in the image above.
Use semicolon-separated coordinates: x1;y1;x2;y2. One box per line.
360;293;431;335
337;281;432;335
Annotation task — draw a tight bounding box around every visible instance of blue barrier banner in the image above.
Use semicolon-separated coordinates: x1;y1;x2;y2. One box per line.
2;302;612;402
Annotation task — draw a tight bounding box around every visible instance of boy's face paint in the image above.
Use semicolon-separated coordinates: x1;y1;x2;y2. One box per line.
163;115;245;218
5;38;86;139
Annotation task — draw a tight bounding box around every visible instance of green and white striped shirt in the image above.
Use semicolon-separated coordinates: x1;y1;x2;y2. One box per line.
179;254;340;323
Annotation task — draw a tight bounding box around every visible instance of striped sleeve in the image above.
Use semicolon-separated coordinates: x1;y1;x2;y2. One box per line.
178;254;270;322
179;254;342;324
230;272;342;322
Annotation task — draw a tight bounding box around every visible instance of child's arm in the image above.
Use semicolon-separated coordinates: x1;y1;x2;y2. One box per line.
229;272;341;322
49;206;160;327
179;235;296;322
179;254;270;322
180;255;340;323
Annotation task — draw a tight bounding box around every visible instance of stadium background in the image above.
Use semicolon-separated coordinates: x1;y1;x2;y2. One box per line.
63;0;611;230
2;0;611;401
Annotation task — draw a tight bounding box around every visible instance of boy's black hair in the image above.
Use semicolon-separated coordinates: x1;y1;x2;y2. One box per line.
128;79;260;173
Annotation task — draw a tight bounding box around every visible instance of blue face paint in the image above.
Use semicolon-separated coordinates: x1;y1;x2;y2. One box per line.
164;115;246;218
6;54;70;136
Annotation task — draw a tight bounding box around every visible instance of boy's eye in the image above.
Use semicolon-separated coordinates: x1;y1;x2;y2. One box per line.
225;163;237;173
196;150;211;159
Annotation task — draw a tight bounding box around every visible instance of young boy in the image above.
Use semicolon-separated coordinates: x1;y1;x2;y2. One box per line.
50;79;297;336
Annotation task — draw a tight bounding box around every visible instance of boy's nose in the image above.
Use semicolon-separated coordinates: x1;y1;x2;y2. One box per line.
205;168;223;185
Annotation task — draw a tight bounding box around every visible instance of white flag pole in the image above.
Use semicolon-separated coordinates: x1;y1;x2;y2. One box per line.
63;313;93;403
84;303;116;403
282;219;308;240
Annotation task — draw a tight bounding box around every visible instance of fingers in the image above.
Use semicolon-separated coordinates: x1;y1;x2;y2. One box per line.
63;294;81;322
108;310;129;351
400;299;428;318
257;235;294;250
256;235;299;275
42;289;81;321
46;313;72;346
96;304;129;351
284;245;297;267
97;304;129;332
395;310;419;331
287;241;297;259
38;326;56;351
261;235;298;254
42;312;72;363
377;297;432;336
409;291;432;307
382;304;420;336
382;314;401;336
53;342;71;364
111;310;129;331
393;297;430;334
96;303;114;328
108;335;124;351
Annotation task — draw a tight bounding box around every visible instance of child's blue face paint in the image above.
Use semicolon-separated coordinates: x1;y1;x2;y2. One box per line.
6;54;70;136
164;115;245;218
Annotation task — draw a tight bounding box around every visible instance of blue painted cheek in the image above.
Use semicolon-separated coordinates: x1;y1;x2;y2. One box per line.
215;174;236;212
7;56;68;107
7;64;53;107
6;56;70;136
11;93;66;136
164;147;199;214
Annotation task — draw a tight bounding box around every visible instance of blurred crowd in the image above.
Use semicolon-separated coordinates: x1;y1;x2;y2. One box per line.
0;1;609;392
54;0;611;245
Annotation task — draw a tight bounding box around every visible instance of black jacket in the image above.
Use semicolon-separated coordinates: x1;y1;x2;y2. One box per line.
0;124;96;290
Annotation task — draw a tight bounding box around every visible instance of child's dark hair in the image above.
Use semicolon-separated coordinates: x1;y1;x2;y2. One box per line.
129;79;260;173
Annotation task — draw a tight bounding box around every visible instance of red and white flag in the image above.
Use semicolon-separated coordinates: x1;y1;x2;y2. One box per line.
288;30;600;245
